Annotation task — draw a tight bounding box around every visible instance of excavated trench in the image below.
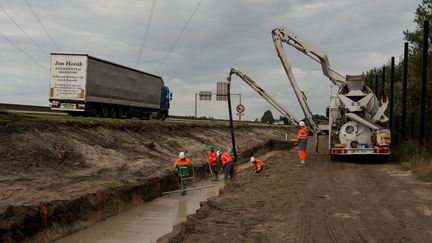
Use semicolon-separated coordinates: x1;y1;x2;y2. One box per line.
56;180;225;243
2;139;289;243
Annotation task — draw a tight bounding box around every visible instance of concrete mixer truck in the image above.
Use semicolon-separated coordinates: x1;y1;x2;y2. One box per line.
271;27;391;160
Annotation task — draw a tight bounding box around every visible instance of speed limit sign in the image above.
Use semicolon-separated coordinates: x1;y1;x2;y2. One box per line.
236;104;245;113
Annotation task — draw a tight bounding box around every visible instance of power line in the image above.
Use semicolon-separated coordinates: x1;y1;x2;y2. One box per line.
154;0;203;73
136;0;157;68
1;32;48;72
0;5;48;57
24;0;61;52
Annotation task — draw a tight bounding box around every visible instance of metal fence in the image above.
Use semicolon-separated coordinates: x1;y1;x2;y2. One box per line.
373;21;430;147
391;113;430;145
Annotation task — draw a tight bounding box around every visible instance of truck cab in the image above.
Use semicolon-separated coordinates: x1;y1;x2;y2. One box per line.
159;85;171;120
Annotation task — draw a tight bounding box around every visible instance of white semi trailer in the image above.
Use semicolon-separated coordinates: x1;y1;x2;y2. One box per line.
49;53;171;119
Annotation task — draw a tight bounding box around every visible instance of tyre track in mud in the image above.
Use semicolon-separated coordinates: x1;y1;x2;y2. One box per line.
296;209;311;243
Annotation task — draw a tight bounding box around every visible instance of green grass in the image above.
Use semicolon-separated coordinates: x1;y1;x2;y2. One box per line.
396;140;432;182
0;110;31;122
0;111;289;129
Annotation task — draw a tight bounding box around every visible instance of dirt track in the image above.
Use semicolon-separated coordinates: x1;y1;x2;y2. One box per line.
160;138;432;243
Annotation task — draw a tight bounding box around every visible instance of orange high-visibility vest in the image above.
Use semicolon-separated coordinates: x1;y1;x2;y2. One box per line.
253;159;264;170
221;152;233;165
207;151;217;166
296;127;308;150
296;127;308;141
175;158;191;166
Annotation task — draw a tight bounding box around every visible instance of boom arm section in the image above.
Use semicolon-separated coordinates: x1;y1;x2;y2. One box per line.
271;27;326;133
272;27;346;86
227;68;300;126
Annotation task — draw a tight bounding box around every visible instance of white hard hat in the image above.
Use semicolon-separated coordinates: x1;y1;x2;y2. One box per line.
299;121;305;127
179;152;185;159
250;157;255;162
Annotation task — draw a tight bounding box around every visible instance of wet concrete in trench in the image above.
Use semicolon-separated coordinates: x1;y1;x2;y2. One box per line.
56;180;224;243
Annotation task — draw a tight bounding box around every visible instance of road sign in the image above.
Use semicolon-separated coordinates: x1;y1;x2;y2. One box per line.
236;104;245;113
216;82;228;101
199;91;212;101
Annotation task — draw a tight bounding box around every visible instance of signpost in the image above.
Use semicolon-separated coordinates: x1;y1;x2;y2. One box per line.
236;104;245;121
236;104;245;113
194;82;242;119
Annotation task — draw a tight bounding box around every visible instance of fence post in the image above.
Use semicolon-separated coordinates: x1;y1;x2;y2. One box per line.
381;67;386;98
402;42;409;138
420;20;429;145
395;116;399;145
411;112;415;139
375;74;379;95
390;57;395;132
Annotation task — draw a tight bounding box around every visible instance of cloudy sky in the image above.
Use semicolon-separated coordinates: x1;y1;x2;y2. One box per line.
0;0;420;120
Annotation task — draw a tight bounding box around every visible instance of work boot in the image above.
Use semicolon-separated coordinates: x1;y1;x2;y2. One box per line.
181;190;186;196
297;161;307;167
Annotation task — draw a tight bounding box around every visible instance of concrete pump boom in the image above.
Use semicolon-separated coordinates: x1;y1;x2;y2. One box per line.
272;27;325;133
227;68;300;126
272;27;346;87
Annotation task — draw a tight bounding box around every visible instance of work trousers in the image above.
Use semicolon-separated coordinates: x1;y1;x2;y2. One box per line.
224;162;234;179
210;165;217;174
298;149;306;161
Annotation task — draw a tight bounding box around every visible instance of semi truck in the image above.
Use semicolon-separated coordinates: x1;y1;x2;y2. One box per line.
49;53;171;120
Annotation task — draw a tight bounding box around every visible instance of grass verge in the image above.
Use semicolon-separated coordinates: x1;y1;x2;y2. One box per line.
0;111;291;130
396;140;432;182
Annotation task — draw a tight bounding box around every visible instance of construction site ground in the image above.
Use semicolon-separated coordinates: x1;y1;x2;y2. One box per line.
1;113;432;242
160;137;432;243
0;113;290;242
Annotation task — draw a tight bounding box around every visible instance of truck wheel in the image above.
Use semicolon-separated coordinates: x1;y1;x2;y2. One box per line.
111;106;119;118
101;106;110;118
160;111;168;121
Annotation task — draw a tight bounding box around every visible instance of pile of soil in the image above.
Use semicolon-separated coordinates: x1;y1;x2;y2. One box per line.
159;138;432;242
0;117;292;242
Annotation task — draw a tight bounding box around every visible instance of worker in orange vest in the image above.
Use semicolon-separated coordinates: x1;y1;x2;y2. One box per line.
250;157;264;173
221;149;234;180
173;152;192;195
295;121;308;167
207;145;218;175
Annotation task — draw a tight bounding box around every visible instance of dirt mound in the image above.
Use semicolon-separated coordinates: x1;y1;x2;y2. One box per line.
0;118;293;242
